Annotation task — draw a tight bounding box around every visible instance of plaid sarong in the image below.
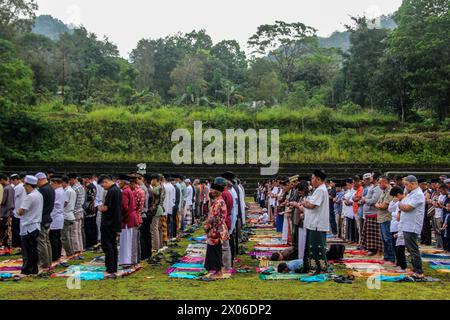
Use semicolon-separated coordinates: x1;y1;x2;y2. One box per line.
361;217;383;252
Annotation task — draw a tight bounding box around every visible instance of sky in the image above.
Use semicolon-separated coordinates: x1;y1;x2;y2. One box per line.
35;0;403;58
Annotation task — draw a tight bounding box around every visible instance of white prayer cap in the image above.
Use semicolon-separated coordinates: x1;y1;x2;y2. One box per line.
35;172;47;180
363;173;372;180
24;175;38;186
444;179;450;184
185;179;191;183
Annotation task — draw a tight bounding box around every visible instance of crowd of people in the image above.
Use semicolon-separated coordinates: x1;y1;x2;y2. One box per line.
255;172;450;278
0;170;246;279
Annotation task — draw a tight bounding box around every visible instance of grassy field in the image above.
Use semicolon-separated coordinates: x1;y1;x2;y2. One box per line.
1;228;449;300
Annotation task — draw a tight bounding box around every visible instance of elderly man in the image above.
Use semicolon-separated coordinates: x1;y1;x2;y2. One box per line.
301;170;330;274
35;172;54;269
17;176;43;275
398;175;425;277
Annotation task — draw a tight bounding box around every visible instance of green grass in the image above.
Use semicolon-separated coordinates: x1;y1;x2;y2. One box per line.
1;228;449;300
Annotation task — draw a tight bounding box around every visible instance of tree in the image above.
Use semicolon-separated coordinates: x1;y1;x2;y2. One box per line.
130;39;156;92
0;39;33;106
0;0;38;39
169;54;208;104
248;21;317;90
16;32;58;100
389;0;450;120
211;40;247;84
342;16;388;108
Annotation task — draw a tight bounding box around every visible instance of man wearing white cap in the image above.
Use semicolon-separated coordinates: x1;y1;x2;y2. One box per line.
16;176;43;275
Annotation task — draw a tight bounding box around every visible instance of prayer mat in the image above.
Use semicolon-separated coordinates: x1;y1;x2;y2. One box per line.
181;256;205;264
0;248;13;256
259;260;282;268
300;274;328;283
429;261;450;266
248;251;277;258
171;263;205;269
0;259;22;274
421;253;450;260
188;235;207;243
375;274;406;282
259;273;308;280
335;259;391;265
345;250;368;256
51;263;142;280
349;270;412;278
169;272;207;279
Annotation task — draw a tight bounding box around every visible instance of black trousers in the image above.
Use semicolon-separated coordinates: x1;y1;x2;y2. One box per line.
140;216;152;260
204;243;223;272
403;231;423;274
84;215;98;249
101;227;118;274
49;229;62;262
229;232;235;262
11;217;21;248
21;229;40;275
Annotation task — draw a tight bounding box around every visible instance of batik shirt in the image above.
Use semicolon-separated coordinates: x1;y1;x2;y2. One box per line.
133;185;145;225
84;183;97;218
72;182;86;220
204;196;229;246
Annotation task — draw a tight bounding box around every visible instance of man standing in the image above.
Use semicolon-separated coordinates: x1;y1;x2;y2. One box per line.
82;175;98;250
92;174;104;245
361;174;383;256
302;170;330;274
11;173;25;249
419;179;432;245
375;176;395;263
17;176;43;275
171;176;181;239
184;179;194;227
149;174;164;254
215;177;233;270
398;175;425;277
98;175;122;277
35;172;54;269
0;174;14;250
118;175;139;266
61;176;76;257
162;175;175;243
49;175;64;262
68;173;85;255
136;174;151;261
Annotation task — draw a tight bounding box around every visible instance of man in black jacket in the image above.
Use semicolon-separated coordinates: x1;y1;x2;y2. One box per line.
98;175;122;276
36;172;55;269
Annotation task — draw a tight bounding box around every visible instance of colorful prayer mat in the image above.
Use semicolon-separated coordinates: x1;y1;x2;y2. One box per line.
259;273;308;280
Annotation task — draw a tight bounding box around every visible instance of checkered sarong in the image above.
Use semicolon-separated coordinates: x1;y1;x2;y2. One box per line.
361;217;383;252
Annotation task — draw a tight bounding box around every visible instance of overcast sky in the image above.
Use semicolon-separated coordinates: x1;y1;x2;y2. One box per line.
36;0;403;58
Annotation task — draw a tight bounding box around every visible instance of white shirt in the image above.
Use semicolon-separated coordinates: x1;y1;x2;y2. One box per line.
304;183;330;232
238;184;246;222
343;188;356;219
93;180;104;208
398;187;425;235
13;182;25;218
163;182;175;216
63;186;76;221
50;187;65;230
185;185;194;206
19;189;43;236
388;200;400;233
269;187;280;207
229;187;238;233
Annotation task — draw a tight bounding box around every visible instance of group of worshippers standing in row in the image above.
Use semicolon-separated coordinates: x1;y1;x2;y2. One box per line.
256;172;450;278
0;170;247;279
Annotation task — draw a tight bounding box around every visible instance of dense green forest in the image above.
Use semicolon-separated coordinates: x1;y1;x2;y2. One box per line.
0;0;449;165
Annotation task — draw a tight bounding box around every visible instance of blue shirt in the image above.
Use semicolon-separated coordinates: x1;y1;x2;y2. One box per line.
287;259;303;273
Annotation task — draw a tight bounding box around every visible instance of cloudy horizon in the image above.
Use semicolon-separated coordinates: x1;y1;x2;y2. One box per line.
35;0;403;58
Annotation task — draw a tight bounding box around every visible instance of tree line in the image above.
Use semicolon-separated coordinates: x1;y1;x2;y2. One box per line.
0;0;449;122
